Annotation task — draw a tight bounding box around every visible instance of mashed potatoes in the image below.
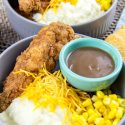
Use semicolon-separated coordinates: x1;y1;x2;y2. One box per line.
0;98;67;125
33;0;104;25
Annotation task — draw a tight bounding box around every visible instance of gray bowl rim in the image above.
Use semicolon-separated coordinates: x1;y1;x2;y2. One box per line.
4;0;117;27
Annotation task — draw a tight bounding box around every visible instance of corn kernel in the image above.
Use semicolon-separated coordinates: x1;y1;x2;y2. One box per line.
88;115;97;123
95;109;102;117
98;105;106;113
89;124;94;125
103;96;111;105
94;101;103;109
103;108;110;118
105;120;112;125
118;98;125;107
83;99;92;107
76;108;83;115
83;122;88;125
100;0;111;11
97;91;105;99
108;108;117;119
109;100;119;109
109;94;118;100
87;109;95;115
82;112;89;120
116;107;124;119
86;105;94;110
92;95;98;102
95;118;105;125
72;113;86;124
113;118;120;125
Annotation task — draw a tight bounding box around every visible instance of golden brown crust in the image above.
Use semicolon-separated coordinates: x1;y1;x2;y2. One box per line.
105;25;125;60
19;0;50;14
0;22;75;112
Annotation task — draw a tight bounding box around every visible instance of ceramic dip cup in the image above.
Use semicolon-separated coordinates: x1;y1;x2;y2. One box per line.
59;38;123;91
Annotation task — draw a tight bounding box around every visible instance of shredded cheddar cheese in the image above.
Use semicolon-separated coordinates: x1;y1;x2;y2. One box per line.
44;0;78;14
47;0;78;8
18;67;89;124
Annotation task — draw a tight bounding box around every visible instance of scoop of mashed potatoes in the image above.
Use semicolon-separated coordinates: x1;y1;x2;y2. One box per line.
0;98;67;125
33;0;104;25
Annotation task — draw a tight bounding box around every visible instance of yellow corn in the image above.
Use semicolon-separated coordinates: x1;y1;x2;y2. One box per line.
94;100;103;109
82;112;89;120
103;96;111;105
118;98;125;107
96;0;112;11
76;108;83;115
95;109;102;117
105;120;112;125
102;108;110;118
82;99;92;107
72;91;125;125
116;107;124;119
109;100;119;109
97;91;105;99
88;115;97;123
109;94;118;100
92;95;98;102
108;108;117;119
98;105;106;113
86;105;94;110
95;118;105;125
113;118;120;125
101;1;110;11
87;109;95;116
72;113;86;124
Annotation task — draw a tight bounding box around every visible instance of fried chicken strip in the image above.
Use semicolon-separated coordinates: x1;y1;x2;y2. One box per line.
0;22;75;112
19;0;50;14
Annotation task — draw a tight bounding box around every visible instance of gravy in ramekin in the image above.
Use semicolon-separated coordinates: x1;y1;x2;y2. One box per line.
67;47;115;78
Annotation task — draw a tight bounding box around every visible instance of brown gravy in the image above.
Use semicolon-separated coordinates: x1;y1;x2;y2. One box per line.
67;47;115;78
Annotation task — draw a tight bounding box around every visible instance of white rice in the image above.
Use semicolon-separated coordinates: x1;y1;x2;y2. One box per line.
0;98;67;125
33;0;104;25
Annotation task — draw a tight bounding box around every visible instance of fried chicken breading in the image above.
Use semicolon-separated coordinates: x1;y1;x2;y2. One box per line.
105;26;125;60
19;0;50;14
0;22;75;112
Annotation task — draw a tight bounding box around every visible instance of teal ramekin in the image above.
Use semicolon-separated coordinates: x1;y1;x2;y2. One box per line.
59;38;123;91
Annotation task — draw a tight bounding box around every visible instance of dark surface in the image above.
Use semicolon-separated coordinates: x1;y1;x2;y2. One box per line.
8;0;18;9
111;63;125;98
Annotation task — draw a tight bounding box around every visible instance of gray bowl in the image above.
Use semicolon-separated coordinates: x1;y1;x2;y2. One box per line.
0;35;125;125
3;0;117;38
